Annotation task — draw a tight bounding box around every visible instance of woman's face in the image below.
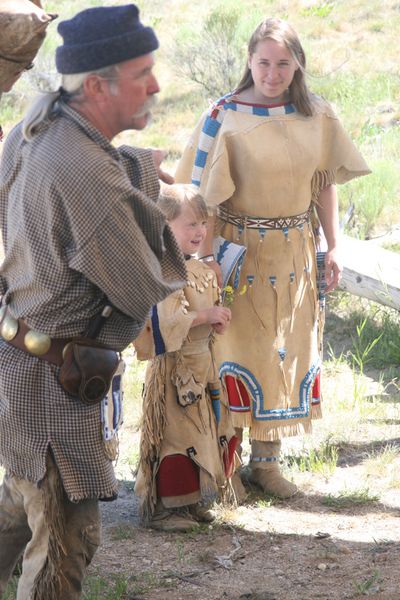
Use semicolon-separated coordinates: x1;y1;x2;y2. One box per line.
248;38;298;104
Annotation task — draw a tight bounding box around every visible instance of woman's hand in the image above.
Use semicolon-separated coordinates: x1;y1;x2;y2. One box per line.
324;247;342;293
316;184;342;293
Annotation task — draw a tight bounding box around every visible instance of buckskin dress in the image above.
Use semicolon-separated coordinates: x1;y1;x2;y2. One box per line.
176;93;370;441
134;258;236;519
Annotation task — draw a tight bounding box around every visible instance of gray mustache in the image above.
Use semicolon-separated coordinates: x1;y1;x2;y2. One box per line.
133;95;157;118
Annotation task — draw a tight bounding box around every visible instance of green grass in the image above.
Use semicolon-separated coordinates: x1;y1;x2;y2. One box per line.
353;569;382;595
327;294;400;368
2;578;18;600
109;524;136;541
285;439;339;480
83;569;177;599
300;1;335;19
2;0;400;242
82;574;130;600
4;565;173;600
364;444;400;488
382;241;400;253
322;488;380;508
253;497;276;509
339;160;400;239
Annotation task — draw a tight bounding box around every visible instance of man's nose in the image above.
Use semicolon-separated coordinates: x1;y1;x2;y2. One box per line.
148;73;160;95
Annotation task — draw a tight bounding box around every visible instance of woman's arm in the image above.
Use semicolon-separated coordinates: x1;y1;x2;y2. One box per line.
315;184;342;293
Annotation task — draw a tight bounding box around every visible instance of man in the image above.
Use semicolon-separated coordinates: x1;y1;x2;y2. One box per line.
0;4;186;599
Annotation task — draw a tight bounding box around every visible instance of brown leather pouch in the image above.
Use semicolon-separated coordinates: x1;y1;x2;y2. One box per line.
59;338;119;405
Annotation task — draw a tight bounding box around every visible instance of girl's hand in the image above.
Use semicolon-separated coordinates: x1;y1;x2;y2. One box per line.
193;306;231;333
212;321;229;334
324;247;342;293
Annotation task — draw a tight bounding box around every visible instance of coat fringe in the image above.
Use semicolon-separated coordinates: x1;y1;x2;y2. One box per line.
137;355;167;522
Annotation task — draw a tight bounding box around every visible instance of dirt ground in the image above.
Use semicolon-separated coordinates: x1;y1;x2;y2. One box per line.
88;303;400;600
91;356;400;599
95;468;400;600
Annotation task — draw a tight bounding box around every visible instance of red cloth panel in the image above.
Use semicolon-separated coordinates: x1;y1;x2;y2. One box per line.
312;371;321;403
157;454;200;497
223;435;238;478
225;375;251;410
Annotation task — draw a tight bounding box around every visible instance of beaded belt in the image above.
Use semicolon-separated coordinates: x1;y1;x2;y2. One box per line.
217;205;311;230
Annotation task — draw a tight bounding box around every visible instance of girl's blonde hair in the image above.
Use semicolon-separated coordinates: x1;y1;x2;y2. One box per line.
158;183;208;221
236;17;313;117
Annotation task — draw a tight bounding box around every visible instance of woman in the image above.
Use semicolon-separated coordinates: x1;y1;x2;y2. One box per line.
175;17;370;499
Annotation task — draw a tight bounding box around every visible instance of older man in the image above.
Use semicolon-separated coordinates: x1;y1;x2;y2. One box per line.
0;4;186;599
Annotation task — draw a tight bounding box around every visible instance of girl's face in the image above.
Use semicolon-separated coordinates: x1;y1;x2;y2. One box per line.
249;38;298;104
169;204;207;256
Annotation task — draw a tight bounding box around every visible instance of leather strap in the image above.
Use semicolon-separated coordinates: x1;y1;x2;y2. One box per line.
1;315;69;367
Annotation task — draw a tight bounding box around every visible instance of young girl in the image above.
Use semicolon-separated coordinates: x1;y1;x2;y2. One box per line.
134;184;237;531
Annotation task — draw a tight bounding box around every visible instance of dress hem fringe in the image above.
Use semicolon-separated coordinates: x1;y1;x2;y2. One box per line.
231;415;325;441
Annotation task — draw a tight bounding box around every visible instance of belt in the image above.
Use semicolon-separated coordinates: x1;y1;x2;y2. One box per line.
0;306;70;367
217;205;311;230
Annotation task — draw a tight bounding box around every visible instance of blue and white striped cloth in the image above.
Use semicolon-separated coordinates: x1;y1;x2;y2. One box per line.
192;93;296;186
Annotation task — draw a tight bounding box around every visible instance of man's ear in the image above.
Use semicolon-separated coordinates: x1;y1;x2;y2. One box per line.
82;74;110;99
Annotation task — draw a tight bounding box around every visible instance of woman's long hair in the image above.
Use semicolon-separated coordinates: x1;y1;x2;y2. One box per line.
236;18;313;116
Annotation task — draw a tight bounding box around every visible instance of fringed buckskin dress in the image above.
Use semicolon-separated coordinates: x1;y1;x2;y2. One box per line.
176;93;370;442
134;258;236;520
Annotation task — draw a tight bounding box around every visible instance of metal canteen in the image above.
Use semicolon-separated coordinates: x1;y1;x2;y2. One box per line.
0;310;19;341
24;330;51;355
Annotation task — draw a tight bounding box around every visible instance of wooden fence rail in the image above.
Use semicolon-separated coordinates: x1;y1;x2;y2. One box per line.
338;234;400;311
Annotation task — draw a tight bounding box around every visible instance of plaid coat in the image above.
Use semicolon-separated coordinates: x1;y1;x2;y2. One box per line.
0;102;186;500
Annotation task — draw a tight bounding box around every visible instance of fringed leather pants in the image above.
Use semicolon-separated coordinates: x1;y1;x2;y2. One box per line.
0;453;101;600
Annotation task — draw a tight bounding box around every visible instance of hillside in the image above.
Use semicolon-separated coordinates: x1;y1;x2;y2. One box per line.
1;2;400;600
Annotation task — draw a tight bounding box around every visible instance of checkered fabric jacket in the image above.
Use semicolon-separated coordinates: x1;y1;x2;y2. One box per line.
0;102;186;500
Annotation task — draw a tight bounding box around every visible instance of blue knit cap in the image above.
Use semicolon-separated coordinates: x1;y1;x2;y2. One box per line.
56;4;159;74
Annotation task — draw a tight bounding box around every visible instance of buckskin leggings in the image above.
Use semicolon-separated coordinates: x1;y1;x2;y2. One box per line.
0;453;101;600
